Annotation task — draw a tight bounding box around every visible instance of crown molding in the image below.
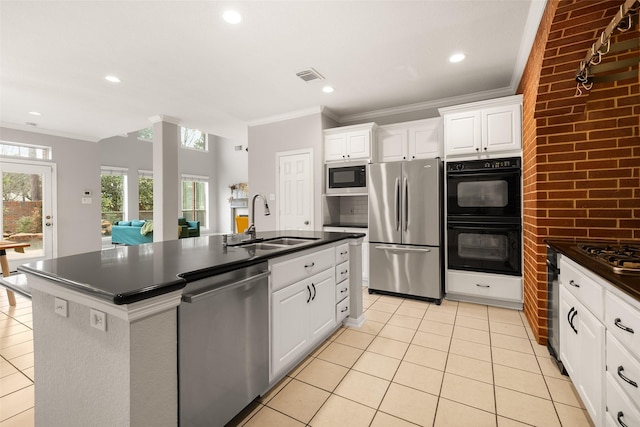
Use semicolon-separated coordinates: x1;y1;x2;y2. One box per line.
148;115;181;125
247;106;328;127
0;122;100;143
510;0;548;91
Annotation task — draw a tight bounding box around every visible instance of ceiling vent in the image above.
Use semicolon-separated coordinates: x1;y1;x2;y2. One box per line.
296;68;325;82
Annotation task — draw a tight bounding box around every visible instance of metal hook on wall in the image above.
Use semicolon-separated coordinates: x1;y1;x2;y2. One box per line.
617;13;632;31
590;46;602;65
599;33;611;54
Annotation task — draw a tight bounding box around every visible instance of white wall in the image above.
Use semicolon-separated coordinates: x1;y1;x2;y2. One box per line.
0;127;102;256
247;113;325;231
212;135;248;233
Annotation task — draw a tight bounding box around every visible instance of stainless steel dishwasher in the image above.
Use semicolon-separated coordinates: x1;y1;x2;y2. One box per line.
178;262;270;427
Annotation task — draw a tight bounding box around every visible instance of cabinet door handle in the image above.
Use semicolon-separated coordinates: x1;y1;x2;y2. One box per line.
311;283;316;301
617;411;628;427
476;284;490;288
614;318;635;334
306;285;311;303
617;366;638;388
475;147;479;152
570;309;578;334
569;279;580;288
304;262;315;269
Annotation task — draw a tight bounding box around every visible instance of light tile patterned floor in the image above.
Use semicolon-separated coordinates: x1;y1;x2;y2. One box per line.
0;287;594;427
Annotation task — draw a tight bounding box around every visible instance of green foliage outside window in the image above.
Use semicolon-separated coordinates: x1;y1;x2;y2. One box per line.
101;175;124;225
181;127;207;150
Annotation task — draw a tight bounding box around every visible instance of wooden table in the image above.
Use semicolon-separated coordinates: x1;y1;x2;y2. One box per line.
0;240;30;306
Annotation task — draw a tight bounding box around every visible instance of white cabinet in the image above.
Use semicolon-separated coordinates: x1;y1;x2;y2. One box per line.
377;118;442;162
439;95;522;158
324;123;376;162
271;267;335;377
559;257;606;426
323;227;368;284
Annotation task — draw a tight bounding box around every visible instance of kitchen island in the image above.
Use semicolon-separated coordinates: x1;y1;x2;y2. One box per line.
19;231;364;427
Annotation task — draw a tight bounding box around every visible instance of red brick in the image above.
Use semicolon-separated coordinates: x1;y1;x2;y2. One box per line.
576;199;618;209
589;208;633;218
575;179;618;189
589;229;633;239
575;218;618;228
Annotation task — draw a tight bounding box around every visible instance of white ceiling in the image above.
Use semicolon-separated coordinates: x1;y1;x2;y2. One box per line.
0;1;546;143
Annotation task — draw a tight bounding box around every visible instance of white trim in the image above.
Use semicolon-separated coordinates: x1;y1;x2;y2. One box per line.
26;273;183;322
181;173;209;182
248;106;326;127
275;148;314;231
0;121;100;143
101;165;128;175
510;0;548;91
343;314;365;328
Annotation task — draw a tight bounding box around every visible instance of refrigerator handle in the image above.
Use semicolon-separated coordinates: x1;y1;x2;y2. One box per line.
395;177;400;231
404;176;408;232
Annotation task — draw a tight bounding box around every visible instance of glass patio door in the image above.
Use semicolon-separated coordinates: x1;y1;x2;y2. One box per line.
0;160;56;270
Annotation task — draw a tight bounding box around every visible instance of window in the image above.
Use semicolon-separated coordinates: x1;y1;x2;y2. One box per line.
0;141;51;160
138;170;153;221
137;127;153;142
182;174;208;227
181;127;207;151
101;167;127;237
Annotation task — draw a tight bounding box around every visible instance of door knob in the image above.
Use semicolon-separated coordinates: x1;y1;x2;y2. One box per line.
45;222;52;227
46;215;52;219
304;220;309;225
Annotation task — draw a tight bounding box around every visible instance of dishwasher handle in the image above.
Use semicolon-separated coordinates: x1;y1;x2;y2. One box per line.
182;270;271;303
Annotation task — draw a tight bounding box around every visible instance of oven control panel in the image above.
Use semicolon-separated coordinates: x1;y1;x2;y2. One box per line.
447;156;521;172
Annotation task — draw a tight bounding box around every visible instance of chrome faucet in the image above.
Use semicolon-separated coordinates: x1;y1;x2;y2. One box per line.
245;193;270;240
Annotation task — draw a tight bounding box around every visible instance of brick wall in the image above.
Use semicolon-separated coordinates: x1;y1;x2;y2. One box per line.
519;0;640;344
3;200;43;234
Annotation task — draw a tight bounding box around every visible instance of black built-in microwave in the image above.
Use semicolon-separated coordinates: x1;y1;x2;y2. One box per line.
326;161;368;194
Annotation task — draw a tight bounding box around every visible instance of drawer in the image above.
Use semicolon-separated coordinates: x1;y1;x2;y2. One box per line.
336;296;350;322
559;257;604;319
336;280;349;303
606;332;640;408
335;243;349;264
446;270;522;302
606;373;640;427
335;261;349;284
606;291;640;359
271;247;334;291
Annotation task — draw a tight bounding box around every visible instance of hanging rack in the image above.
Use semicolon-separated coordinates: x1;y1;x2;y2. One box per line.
575;0;639;93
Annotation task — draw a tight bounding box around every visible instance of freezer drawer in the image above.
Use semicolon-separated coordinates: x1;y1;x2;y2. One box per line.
369;243;442;300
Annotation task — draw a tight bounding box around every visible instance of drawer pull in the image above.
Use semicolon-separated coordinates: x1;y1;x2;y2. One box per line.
340;288;348;293
476;284;490;288
617;366;638;388
340;306;348;313
569;279;580;288
340;251;348;256
617;411;628;427
341;269;348;276
614;318;635;334
304;262;315;269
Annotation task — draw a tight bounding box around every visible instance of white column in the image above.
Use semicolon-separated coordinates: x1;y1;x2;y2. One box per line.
150;116;180;241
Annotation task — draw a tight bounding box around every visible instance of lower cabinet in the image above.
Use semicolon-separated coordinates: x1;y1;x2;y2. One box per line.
559;284;606;426
271;267;336;378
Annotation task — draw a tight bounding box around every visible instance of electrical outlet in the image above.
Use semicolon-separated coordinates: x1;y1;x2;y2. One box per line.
54;297;68;317
90;309;106;331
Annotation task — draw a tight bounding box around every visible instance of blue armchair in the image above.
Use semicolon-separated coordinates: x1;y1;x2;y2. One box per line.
178;217;200;238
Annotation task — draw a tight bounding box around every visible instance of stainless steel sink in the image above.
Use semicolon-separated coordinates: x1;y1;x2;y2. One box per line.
229;236;318;250
263;237;318;246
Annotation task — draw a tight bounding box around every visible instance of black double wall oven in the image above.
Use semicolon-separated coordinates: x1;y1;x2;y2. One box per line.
447;157;522;276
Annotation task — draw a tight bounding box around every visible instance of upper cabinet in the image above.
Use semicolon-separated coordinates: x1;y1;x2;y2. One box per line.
439;95;522;158
376;118;442;162
324;123;377;162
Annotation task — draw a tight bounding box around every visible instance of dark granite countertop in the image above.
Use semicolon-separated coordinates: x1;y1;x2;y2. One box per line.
546;239;640;302
18;231;364;305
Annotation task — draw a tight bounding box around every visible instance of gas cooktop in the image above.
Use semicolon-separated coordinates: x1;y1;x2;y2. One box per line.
577;243;640;275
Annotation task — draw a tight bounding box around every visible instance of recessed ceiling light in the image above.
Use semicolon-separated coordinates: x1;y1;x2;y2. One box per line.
449;53;466;63
105;75;121;83
26;122;37;127
223;10;242;24
28;111;42;116
322;86;335;93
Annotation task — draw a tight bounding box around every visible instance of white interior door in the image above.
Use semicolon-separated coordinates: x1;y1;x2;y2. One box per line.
0;159;56;270
277;150;313;231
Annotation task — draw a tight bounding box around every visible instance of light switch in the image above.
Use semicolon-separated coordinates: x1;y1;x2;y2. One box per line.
54;297;68;317
90;309;106;331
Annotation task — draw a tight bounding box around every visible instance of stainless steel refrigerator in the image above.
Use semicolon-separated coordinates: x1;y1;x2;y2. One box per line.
368;158;443;302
